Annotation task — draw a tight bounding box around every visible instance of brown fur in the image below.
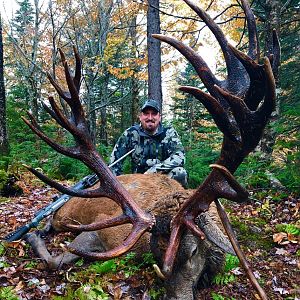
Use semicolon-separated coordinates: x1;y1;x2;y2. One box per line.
53;174;185;253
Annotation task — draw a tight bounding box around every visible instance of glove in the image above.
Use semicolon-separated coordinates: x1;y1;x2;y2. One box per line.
145;159;161;167
144;165;158;174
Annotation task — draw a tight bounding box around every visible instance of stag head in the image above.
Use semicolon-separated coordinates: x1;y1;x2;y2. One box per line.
22;0;279;299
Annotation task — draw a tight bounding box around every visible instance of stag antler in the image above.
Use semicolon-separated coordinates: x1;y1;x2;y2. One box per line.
22;47;155;260
153;0;278;298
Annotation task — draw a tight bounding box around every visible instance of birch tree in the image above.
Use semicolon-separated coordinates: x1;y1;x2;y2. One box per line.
0;16;8;156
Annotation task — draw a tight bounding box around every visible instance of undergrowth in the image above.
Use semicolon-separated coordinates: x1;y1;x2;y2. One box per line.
213;254;240;286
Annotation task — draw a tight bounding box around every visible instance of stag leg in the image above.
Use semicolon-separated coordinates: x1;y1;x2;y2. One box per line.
25;231;106;270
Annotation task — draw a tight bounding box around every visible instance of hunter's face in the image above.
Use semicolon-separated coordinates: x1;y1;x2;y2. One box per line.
139;108;161;134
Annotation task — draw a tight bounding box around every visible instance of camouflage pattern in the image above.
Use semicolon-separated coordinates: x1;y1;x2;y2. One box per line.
110;123;187;186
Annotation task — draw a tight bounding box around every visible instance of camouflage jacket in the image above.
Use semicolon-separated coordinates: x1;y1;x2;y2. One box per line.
109;123;185;175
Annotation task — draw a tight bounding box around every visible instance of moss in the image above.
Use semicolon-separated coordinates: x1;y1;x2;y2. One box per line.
0;170;9;190
0;197;10;203
230;216;273;250
252;217;267;227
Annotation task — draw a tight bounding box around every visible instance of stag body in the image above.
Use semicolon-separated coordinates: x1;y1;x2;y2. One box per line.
26;173;232;300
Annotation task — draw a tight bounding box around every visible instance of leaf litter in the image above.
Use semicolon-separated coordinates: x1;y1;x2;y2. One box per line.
0;174;299;299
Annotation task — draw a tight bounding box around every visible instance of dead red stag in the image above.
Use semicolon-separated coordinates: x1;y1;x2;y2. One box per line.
21;0;279;299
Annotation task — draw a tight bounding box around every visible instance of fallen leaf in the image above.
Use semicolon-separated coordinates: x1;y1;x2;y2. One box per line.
273;287;289;295
273;232;287;244
113;285;123;300
231;267;243;275
15;280;24;291
18;245;25;257
275;248;288;255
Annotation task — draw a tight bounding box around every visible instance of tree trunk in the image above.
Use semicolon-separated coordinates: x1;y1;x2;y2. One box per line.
259;0;281;155
0;16;9;156
147;0;162;111
129;16;139;124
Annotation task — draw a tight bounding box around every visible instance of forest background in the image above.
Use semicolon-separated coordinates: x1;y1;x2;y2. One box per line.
0;0;299;299
0;0;299;193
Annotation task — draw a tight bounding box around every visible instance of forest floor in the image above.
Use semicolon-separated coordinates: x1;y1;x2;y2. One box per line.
0;173;299;300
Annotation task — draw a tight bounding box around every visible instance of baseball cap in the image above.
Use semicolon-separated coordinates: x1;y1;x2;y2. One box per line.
141;99;160;113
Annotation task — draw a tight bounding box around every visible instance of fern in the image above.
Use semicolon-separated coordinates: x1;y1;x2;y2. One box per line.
224;254;239;272
213;254;240;286
88;259;117;274
211;292;236;300
0;287;18;300
213;273;236;285
276;224;300;236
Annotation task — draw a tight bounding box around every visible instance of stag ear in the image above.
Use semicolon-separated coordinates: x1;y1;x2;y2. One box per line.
196;212;235;255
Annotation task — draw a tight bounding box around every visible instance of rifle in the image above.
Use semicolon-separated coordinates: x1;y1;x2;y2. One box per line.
4;149;135;242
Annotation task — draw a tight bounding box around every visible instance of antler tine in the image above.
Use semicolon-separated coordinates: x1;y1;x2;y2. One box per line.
179;86;242;144
214;85;251;129
62;214;130;232
240;0;260;61
22;164;112;198
257;57;276;118
182;0;235;70
72;46;82;91
152;34;220;97
68;223;151;260
22;116;80;159
44;96;76;133
163;223;182;276
58;48;85;124
181;0;248;89
227;44;267;110
209;164;249;200
42;100;65;129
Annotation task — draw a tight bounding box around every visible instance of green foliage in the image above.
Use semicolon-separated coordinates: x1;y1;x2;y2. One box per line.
0;287;18;300
224;254;240;272
54;252;158;299
0;156;9;171
24;260;38;269
73;284;109;300
148;287;166;300
0;243;5;256
5;88;92;181
0;170;9;190
87;252;156;278
235;152;270;189
117;252;141;277
213;273;236;285
0;256;10;269
53;284;109;300
12;0;34;37
275;224;300;236
88;259;117;275
213;254;239;286
185;142;220;188
211;292;235;300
